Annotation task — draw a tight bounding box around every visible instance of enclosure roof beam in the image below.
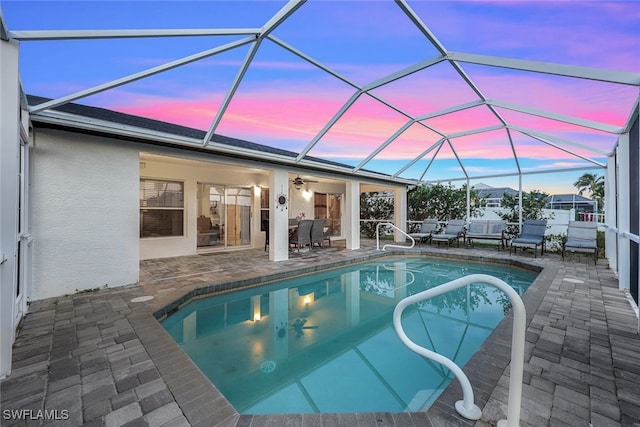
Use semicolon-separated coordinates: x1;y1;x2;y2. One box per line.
393;138;445;178
513;127;607;168
509;125;609;157
9;28;260;40
418;141;446;183
416;100;485;121
488;100;623;134
447;51;640;86
361;55;446;92
428;164;606;184
354;120;415;172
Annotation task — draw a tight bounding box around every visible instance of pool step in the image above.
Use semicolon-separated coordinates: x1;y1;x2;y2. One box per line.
405;389;436;412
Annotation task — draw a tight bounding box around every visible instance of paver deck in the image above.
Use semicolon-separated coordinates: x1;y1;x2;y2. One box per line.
2;240;639;426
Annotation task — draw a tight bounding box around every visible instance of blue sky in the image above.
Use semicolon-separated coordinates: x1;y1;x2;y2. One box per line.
2;0;639;196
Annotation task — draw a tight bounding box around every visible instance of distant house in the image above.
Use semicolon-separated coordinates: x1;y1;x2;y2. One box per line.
546;194;597;213
474;185;596;213
474;184;519;207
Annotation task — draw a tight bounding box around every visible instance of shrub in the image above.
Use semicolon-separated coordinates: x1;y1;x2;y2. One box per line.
497;190;553;238
408;183;484;226
360;192;394;238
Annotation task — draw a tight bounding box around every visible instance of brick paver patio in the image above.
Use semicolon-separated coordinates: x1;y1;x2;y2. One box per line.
2;241;639;426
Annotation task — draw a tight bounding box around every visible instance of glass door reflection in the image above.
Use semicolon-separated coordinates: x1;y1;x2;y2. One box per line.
197;183;251;249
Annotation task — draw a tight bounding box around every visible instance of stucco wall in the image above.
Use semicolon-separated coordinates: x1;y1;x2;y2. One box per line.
32;129;139;300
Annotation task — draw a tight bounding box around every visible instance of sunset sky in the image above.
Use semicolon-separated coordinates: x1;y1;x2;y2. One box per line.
2;0;639;195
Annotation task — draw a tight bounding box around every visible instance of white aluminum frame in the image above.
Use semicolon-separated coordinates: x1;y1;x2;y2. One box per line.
4;0;637;186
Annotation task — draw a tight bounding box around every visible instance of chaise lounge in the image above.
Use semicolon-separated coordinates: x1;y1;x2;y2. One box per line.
431;219;466;248
562;220;598;264
409;218;439;245
510;219;547;258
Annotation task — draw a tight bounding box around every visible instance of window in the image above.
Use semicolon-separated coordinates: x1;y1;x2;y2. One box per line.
140;179;184;237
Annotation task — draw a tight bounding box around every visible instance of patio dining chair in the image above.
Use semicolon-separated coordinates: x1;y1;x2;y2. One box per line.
310;219;327;248
322;219;333;248
409;218;439;245
289;219;313;251
510;219;547;258
562;220;598;264
431;219;466;248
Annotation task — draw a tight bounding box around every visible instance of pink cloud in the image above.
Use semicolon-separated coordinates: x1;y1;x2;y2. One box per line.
95;57;625;165
109;93;223;130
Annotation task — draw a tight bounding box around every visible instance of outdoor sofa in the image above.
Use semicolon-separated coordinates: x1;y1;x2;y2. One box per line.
465;220;508;249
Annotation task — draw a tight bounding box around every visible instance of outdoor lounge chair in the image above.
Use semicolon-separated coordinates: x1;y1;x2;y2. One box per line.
431;219;466;248
562;220;598;264
409;219;439;245
510;219;547;257
289;219;313;251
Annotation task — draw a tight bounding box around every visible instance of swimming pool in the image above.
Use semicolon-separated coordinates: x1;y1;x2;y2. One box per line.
161;256;537;414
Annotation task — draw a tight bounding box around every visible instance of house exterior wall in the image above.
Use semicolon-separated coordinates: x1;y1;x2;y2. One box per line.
1;37;21;378
32;129;139;300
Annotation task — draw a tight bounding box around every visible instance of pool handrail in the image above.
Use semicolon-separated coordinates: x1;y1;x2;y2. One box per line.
393;273;526;426
378;264;417;289
375;222;415;251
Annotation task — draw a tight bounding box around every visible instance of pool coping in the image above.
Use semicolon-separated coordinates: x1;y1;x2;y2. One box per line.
133;250;554;426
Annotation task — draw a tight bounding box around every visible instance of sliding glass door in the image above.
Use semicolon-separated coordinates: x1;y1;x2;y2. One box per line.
197;183;251;249
314;192;342;236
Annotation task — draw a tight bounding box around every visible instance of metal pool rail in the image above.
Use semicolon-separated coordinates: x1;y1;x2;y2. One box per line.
376;222;415;251
393;274;525;427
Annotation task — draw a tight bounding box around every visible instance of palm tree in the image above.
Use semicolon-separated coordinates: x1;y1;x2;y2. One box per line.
573;173;604;211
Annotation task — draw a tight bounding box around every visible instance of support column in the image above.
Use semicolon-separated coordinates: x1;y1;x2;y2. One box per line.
0;37;20;378
344;271;360;327
394;186;407;242
605;154;617;271
270;169;290;261
617;133;630;291
270;289;289;360
345;180;360;250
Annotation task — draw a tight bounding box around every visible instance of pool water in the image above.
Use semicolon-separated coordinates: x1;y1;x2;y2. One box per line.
161;257;537;414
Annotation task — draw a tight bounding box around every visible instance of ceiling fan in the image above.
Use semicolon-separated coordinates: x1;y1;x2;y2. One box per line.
292;175;318;189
